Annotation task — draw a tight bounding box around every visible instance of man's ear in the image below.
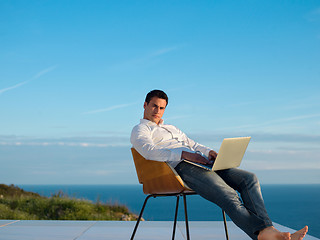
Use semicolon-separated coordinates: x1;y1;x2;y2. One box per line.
143;102;147;109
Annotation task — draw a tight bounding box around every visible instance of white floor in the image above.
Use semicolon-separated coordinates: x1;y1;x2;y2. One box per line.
0;220;318;240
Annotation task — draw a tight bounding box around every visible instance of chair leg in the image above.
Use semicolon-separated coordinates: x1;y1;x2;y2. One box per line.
130;195;152;240
182;194;190;240
172;196;180;240
222;210;229;240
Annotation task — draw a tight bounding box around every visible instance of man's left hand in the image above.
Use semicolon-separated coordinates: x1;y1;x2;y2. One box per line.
208;150;218;161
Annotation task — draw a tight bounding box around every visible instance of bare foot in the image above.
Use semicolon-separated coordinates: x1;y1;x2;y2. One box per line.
258;226;291;240
291;226;308;240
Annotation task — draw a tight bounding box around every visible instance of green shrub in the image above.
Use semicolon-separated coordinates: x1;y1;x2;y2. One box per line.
0;184;137;221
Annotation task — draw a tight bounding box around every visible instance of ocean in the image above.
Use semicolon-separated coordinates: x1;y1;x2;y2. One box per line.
19;184;320;238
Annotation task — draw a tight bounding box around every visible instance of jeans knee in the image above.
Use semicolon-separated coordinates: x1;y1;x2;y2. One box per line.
245;171;259;186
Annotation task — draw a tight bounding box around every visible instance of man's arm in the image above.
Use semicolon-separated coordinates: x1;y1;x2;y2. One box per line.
181;151;215;165
131;123;218;164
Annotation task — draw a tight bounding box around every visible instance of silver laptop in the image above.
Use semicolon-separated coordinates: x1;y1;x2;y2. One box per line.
184;137;251;171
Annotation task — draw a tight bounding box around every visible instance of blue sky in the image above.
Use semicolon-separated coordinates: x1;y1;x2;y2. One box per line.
1;0;319;185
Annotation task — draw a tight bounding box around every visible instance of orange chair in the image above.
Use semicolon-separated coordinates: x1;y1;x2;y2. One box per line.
130;148;229;240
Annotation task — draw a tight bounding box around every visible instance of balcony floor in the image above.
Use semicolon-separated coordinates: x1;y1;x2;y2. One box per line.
0;220;318;240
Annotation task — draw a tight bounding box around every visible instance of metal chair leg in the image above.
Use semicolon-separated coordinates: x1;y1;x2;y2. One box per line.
182;194;190;240
172;196;180;240
131;192;228;240
222;210;229;240
130;195;152;240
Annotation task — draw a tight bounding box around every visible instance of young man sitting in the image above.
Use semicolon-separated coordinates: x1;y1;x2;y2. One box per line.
131;89;308;240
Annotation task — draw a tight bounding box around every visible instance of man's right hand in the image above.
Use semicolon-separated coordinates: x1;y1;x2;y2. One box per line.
181;151;213;165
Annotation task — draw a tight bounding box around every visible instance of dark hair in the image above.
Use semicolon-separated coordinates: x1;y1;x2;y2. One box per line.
145;89;168;106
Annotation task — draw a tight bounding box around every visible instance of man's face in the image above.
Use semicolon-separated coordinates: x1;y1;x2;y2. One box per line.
143;97;167;124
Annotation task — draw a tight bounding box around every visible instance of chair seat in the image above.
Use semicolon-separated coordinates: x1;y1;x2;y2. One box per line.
131;148;191;194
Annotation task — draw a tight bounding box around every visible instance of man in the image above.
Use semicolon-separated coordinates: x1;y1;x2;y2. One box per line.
131;89;308;240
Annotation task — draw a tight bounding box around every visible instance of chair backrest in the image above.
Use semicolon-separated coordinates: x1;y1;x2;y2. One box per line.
131;148;191;194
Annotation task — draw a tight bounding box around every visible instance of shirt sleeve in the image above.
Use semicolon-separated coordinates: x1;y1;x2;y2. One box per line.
130;124;183;162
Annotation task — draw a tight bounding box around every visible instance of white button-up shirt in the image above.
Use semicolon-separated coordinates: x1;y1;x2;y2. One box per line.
130;119;212;168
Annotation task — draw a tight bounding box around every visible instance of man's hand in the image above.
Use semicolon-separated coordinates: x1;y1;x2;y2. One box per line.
208;150;218;161
181;151;213;165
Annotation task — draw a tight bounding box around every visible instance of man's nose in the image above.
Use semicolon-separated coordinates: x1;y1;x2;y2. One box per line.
154;107;160;113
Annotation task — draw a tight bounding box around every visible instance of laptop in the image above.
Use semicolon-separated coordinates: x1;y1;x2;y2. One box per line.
183;137;251;171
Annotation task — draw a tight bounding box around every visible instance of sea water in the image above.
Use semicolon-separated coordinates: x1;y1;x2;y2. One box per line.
19;184;320;238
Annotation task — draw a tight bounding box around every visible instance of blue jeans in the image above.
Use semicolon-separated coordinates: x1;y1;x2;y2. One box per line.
175;161;273;240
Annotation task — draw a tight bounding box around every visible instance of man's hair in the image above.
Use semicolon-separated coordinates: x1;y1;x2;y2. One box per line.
145;89;168;106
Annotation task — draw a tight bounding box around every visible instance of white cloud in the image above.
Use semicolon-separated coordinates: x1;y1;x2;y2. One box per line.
0;141;130;148
166;115;191;121
0;65;57;96
0;134;131;148
243;147;320;171
106;45;183;71
82;102;138;115
245;160;320;170
217;113;320;131
189;132;320;144
32;65;57;79
0;81;29;95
